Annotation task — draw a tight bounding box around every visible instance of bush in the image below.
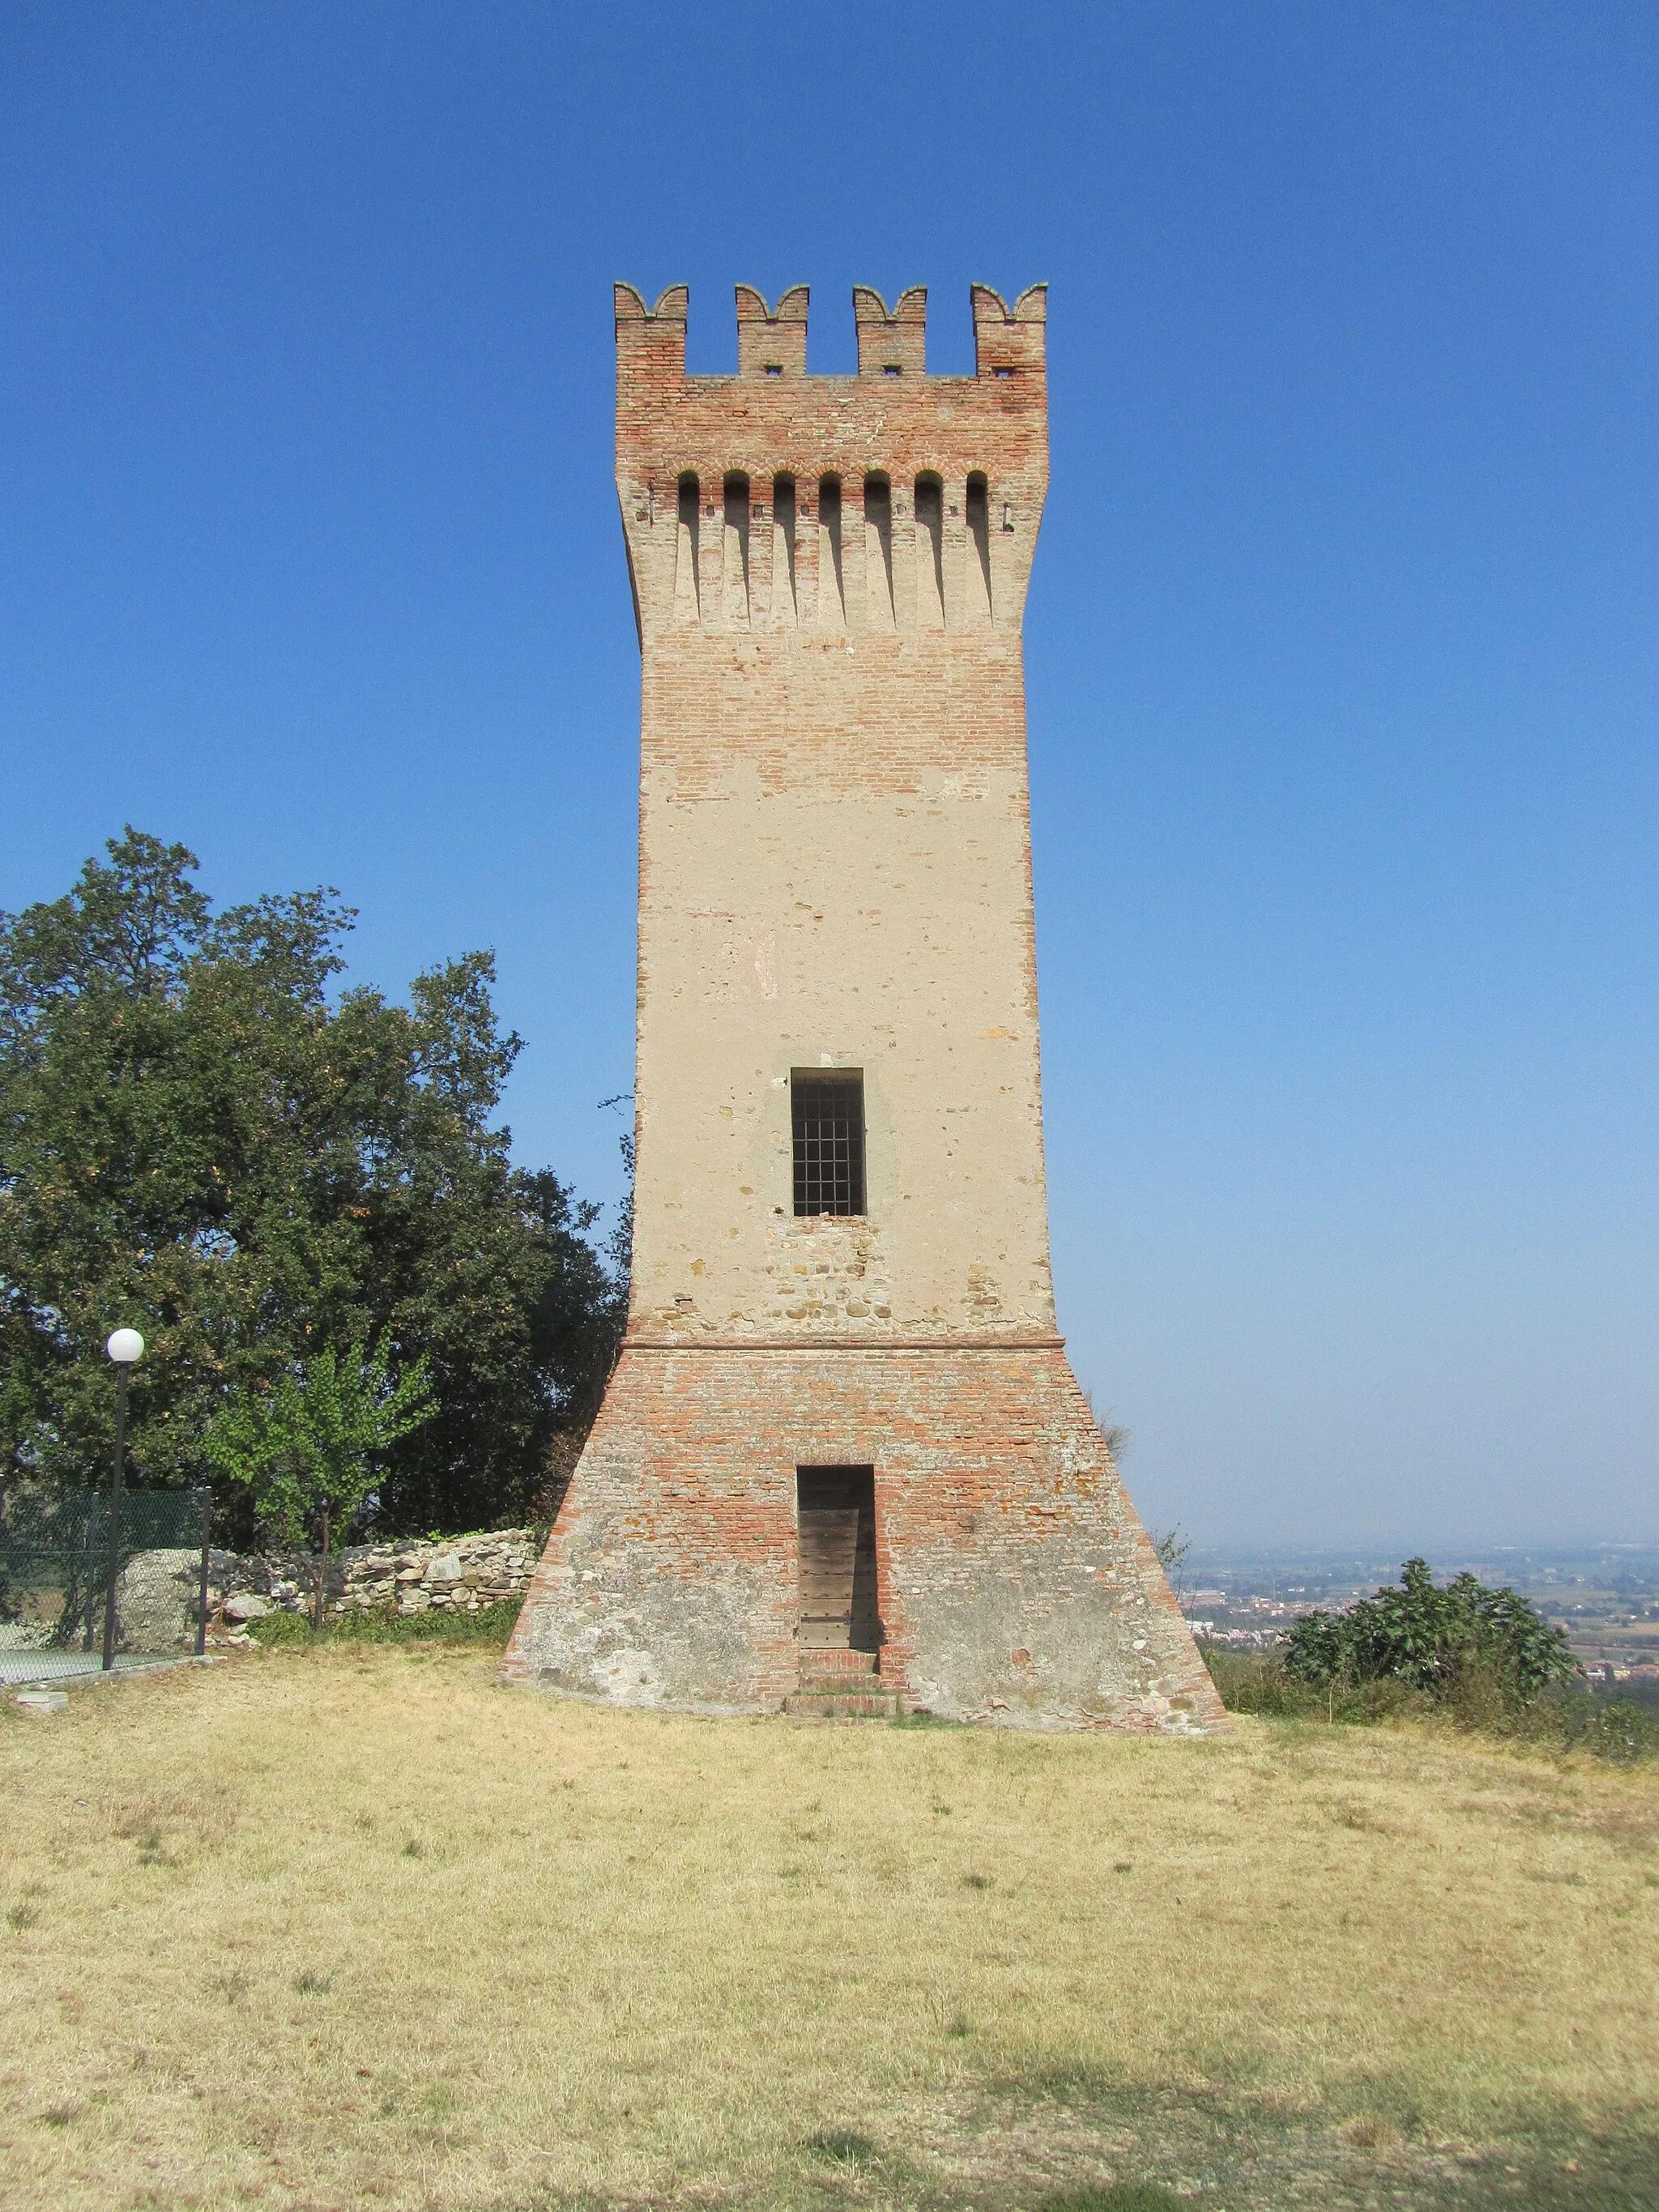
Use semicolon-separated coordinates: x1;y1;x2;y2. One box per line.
245;1600;520;1652
1282;1558;1576;1711
1199;1644;1426;1724
329;1600;521;1648
248;1609;315;1647
1200;1641;1657;1764
1512;1685;1659;1765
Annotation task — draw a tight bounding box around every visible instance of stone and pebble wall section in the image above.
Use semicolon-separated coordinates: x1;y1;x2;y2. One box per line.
207;1528;539;1646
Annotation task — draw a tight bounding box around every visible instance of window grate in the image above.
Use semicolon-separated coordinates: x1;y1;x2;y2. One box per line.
792;1073;865;1217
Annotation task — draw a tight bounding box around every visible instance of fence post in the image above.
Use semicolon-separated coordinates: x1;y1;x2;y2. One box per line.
196;1490;211;1657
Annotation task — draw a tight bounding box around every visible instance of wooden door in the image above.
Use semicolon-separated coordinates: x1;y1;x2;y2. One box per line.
796;1468;878;1653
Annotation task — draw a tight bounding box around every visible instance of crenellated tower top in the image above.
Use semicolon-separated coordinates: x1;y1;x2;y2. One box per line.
613;279;1046;380
612;281;1050;642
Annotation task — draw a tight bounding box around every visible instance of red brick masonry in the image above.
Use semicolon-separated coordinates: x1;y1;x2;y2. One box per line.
503;1342;1226;1731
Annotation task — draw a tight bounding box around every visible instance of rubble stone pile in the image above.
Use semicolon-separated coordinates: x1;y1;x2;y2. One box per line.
207;1528;539;1632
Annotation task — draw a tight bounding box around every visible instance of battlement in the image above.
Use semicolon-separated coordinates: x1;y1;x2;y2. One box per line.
853;284;928;375
614;282;1051;644
736;283;808;377
613;279;1047;382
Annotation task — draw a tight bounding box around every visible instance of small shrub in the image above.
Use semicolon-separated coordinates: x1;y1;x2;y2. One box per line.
1200;1644;1426;1725
1201;1639;1656;1764
330;1599;521;1648
1200;1645;1320;1718
1583;1698;1659;1762
249;1609;314;1647
245;1600;520;1652
1512;1686;1659;1765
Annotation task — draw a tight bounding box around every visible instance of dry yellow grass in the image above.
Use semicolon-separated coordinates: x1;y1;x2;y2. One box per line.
1;1644;1655;2211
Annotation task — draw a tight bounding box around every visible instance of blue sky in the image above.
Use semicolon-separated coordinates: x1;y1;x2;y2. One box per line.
4;3;1657;1548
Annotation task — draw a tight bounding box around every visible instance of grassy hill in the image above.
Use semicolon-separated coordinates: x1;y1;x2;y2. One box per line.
2;1646;1655;2210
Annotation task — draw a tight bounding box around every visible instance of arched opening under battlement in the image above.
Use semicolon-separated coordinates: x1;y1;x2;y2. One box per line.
817;474;844;628
771;473;797;627
914;472;945;629
674;472;700;622
965;471;992;624
864;471;893;626
723;472;751;626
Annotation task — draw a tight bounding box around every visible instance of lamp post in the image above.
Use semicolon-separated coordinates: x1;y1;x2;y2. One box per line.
101;1328;144;1673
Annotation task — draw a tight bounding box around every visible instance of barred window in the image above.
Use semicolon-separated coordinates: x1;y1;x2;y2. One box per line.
791;1072;865;1217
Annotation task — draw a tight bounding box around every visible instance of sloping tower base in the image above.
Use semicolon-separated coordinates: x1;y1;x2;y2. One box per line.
504;1344;1224;1730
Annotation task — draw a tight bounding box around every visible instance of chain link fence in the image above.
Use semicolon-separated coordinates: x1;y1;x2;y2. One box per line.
0;1487;211;1685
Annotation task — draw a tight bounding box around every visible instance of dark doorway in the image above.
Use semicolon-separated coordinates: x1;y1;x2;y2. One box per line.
795;1466;878;1656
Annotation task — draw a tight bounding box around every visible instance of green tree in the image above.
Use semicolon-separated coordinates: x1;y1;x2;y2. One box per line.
0;830;623;1535
1283;1558;1577;1709
205;1337;437;1625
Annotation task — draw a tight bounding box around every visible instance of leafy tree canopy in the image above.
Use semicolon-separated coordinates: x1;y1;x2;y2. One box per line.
1282;1558;1577;1707
0;829;622;1538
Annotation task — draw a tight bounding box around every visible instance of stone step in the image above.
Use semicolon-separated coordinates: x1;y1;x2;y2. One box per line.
795;1652;880;1680
783;1691;903;1720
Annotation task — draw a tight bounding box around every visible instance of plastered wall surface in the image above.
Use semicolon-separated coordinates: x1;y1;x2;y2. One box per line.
634;629;1053;1341
505;282;1226;1732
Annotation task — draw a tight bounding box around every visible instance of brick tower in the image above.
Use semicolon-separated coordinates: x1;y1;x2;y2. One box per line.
504;281;1224;1730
